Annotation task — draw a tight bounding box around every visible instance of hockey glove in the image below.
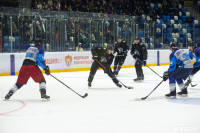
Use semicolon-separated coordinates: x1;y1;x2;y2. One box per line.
143;60;146;66
44;65;50;75
133;54;138;59
163;71;169;81
124;51;128;56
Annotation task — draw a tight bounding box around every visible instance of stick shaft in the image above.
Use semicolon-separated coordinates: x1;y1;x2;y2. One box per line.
50;74;84;98
136;58;163;78
142;80;164;100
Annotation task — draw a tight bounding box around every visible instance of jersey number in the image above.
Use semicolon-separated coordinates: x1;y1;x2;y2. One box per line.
26;53;34;58
182;53;190;60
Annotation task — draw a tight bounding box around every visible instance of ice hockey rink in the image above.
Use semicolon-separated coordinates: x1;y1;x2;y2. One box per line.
0;65;200;133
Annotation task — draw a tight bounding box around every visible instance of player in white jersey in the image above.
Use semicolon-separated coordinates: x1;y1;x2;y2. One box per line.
163;42;193;98
5;39;50;101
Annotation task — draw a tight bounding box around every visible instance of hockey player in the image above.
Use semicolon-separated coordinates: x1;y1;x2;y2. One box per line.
88;44;122;88
113;36;129;75
185;42;200;88
130;37;147;82
4;39;50;101
163;42;193;98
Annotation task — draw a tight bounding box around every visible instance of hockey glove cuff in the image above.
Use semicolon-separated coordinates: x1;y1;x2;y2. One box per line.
44;65;50;75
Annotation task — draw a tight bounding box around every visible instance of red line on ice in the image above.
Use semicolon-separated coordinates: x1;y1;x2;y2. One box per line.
0;99;26;116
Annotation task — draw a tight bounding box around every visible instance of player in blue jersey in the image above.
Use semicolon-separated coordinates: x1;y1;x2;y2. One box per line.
163;42;193;98
184;42;200;88
5;39;50;101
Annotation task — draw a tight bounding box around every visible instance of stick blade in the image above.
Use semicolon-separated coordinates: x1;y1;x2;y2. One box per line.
134;98;142;101
134;97;147;101
127;86;134;89
191;84;197;87
82;93;88;98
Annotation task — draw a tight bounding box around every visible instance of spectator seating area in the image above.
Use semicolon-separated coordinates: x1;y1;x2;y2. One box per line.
1;0;200;52
138;2;200;48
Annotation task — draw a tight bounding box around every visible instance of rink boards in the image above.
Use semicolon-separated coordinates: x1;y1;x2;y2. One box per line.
0;50;172;76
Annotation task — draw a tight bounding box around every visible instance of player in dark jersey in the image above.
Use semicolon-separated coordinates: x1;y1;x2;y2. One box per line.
113;36;129;75
4;39;50;101
88;44;122;88
131;37;147;82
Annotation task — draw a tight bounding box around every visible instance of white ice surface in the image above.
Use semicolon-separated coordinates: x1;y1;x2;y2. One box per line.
0;66;200;133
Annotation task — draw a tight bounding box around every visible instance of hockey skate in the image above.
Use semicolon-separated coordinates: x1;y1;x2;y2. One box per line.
40;89;50;101
41;94;50;101
177;88;188;97
134;77;143;82
88;82;92;88
115;82;122;88
4;91;14;100
165;90;176;99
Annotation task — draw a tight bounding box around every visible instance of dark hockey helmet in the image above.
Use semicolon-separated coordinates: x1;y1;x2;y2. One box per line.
34;38;43;47
170;42;177;49
134;37;140;40
188;42;197;47
118;36;123;39
107;45;113;50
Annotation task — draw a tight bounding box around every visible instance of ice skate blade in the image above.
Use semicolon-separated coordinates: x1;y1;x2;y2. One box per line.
178;94;188;97
134;80;143;82
3;99;9;101
42;98;50;102
166;96;176;99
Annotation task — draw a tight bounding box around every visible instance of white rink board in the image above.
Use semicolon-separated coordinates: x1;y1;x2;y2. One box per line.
0;50;172;73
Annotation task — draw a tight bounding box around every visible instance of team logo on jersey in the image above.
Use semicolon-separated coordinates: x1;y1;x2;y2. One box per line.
65;55;72;66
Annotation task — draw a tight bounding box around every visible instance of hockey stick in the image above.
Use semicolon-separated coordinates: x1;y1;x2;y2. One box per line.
50;74;88;98
94;59;133;89
136;58;163;78
135;80;164;101
115;55;124;57
188;76;197;87
191;83;197;87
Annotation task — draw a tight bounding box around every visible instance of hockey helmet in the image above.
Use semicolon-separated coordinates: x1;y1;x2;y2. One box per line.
170;42;177;49
118;36;123;39
34;38;43;47
134;37;140;40
188;42;197;47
